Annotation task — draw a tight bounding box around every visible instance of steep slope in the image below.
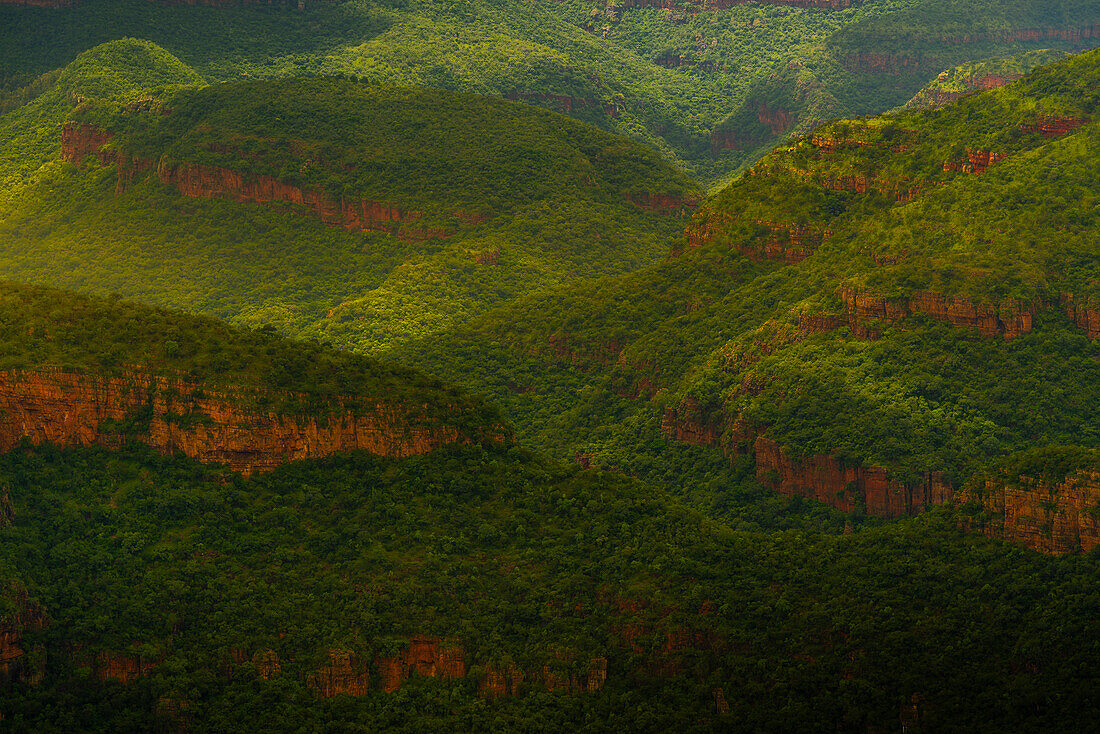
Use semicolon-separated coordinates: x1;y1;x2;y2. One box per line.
0;40;696;353
1;0;1097;182
902;48;1070;109
0;281;507;474
399;49;1100;547
2;437;1100;729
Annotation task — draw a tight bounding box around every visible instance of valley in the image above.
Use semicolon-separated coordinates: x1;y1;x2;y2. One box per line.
0;2;1099;730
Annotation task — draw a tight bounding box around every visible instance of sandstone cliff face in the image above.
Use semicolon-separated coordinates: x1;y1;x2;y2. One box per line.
480;657;608;697
375;635;466;693
156;160;455;242
61;122;114;165
908;73;1024;109
0;589;46;686
626;192;698;216
755;437;953;519
942;148;1009;174
95;650;159;683
661;406;952;518
959;471;1100;554
620;0;860;10
841;288;1038;339
845;26;1100;73
1062;293;1100;339
61;123;484;242
0;367;496;476
0;0;76;6
307;650;371;697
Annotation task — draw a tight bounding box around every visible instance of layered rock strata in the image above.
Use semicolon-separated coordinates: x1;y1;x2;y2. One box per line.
60;123;484;242
958;471;1100;553
0;367;497;476
662;409;952;519
755;437;953;519
841;288;1039;339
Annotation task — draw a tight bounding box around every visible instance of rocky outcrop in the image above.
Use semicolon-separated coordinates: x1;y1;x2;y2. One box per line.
809;133;914;154
661;399;723;449
907;74;1025;109
749;162;930;202
755;437;953;519
156;160;457;242
0;588;46;686
95;650;159;683
661;405;953;518
748;221;830;263
845;27;1100;73
375;635;466;693
1062;293;1100;339
252;649;280;679
755;102;794;136
621;0;860;9
61;122;114;165
627;192;698;216
0;367;501;476
841;288;1040;339
307;650;371;697
1021;114;1088;138
0;0;76;6
480;657;608;697
537;335;624;370
958;470;1100;554
943;148;1009;174
61;123;485;241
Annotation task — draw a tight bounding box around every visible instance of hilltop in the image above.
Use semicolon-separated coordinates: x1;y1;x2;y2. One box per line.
399;48;1100;552
0;281;507;474
0;39;696;353
1;0;1097;182
0;286;1097;729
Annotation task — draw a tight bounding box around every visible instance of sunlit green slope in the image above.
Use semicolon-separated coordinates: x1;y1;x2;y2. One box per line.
0;40;696;353
2;0;1097;182
399;48;1100;501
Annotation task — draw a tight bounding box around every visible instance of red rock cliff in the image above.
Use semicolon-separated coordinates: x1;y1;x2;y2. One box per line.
0;587;46;686
755;437;953;519
661;405;952;518
61;122;114;165
1062;293;1100;339
958;471;1100;554
0;367;501;476
61;123;481;242
841;288;1039;339
156;160;454;242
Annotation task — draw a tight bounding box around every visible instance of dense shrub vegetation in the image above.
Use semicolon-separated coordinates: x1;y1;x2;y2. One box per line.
1;443;1099;731
2;0;1096;181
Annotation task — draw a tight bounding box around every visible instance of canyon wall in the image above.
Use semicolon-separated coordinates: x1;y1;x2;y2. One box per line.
0;367;500;476
662;405;953;519
841;288;1039;339
844;26;1100;73
755;437;953;519
1062;293;1100;339
958;471;1100;554
60;123;483;242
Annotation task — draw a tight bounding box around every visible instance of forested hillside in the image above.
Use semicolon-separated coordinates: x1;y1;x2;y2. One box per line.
1;5;1099;731
2;0;1097;182
0;39;695;352
399;49;1100;551
0;287;1097;730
